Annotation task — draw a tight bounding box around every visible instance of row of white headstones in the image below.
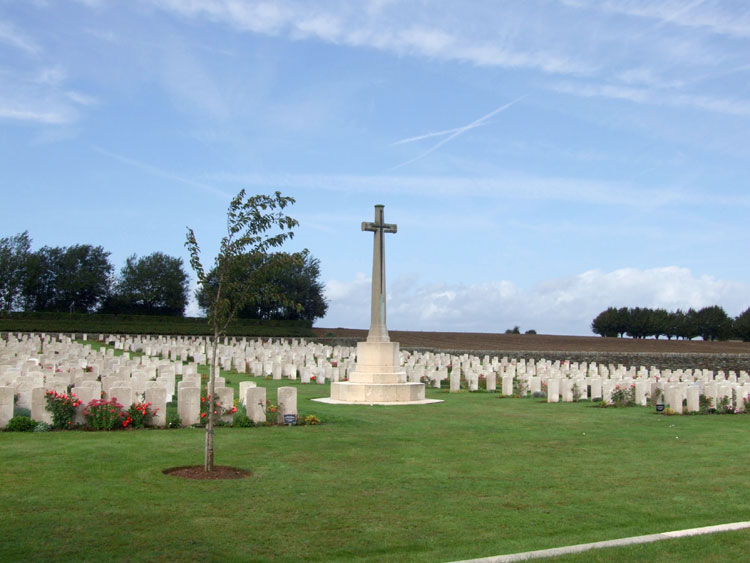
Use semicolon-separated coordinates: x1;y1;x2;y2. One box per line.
2;332;749;427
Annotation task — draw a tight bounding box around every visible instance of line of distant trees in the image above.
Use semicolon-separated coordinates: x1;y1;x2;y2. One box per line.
591;306;750;342
0;231;327;322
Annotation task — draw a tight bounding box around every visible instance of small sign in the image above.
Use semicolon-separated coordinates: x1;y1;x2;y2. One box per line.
656;404;665;413
283;414;297;425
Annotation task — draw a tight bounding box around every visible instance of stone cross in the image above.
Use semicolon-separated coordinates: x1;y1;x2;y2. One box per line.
362;204;397;343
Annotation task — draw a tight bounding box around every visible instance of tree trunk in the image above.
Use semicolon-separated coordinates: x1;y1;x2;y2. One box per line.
205;333;218;472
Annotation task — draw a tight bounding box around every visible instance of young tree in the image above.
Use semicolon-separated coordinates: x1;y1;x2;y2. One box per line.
185;190;298;472
103;252;189;315
0;231;31;312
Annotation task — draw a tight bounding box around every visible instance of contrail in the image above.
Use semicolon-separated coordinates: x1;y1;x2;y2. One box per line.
92;146;232;200
390;95;528;171
392;121;489;145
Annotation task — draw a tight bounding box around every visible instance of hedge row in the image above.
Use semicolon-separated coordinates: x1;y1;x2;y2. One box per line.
0;312;314;337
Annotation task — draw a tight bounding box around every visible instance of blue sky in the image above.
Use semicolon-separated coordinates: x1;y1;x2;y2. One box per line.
2;0;750;335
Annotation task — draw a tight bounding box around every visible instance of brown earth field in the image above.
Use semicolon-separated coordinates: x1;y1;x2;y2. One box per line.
312;328;750;355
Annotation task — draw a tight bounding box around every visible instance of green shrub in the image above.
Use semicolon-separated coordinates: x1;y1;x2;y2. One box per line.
232;411;254;427
83;398;126;430
303;414;321;425
6;416;37;432
33;422;52;432
199;392;237;427
166;411;182;428
45;390;83;429
610;385;636;407
126;401;159;428
13;406;31;418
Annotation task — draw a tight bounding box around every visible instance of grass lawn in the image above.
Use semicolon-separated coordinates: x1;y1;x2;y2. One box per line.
2;376;750;562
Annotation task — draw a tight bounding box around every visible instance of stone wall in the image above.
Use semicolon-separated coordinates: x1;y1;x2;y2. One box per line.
312;338;750;372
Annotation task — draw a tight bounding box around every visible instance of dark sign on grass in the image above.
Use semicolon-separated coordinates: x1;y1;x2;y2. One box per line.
283;414;297;425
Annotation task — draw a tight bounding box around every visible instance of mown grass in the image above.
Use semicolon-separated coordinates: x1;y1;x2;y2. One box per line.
2;379;750;562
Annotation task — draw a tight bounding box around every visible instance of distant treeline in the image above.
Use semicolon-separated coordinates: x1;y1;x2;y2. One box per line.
591;306;750;341
0;312;314;337
0;231;327;322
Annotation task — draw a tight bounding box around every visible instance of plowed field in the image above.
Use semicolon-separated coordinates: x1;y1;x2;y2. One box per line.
313;328;750;354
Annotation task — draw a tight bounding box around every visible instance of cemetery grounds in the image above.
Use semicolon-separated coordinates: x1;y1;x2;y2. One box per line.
2;332;750;562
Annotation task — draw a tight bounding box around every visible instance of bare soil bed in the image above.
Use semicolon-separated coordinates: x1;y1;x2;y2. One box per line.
163;466;251;480
313;328;750;354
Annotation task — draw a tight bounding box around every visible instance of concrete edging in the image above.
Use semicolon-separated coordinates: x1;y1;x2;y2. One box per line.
451;521;750;562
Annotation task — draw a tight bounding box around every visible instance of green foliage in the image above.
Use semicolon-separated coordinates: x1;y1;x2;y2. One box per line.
716;395;733;414
126;401;159;429
13;406;30;418
197;249;327;322
0;311;313;336
734;307;750;342
610;385;636;407
512;379;528;397
302;414;321;425
33;421;52;432
0;230;31;312
186;189;299;339
591;307;625;337
592;305;732;340
5;415;36;432
22;244;113;313
198;392;237;426
505;325;521;334
694;305;733;341
102;252;189;316
166;411;182;429
232;411;255;427
82;398;126;430
45;390;83;429
265;403;279;425
186;189;299;471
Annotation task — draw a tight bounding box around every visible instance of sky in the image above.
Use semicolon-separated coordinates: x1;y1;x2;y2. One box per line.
2;0;750;335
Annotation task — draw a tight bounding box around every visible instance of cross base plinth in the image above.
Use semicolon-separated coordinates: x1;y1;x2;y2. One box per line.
319;341;441;405
324;381;433;404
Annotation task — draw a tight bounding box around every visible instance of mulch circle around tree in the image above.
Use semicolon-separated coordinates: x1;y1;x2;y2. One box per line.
163;465;252;480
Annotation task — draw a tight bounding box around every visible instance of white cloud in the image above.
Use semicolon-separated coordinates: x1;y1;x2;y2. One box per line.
0;106;68;124
0;64;97;126
320;266;750;335
594;0;750;39
209;170;750;210
66;91;99;106
147;0;593;75
35;66;67;86
0;20;40;55
551;80;750;117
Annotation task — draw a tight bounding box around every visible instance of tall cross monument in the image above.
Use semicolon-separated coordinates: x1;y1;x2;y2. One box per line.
362;204;396;344
320;204;438;405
